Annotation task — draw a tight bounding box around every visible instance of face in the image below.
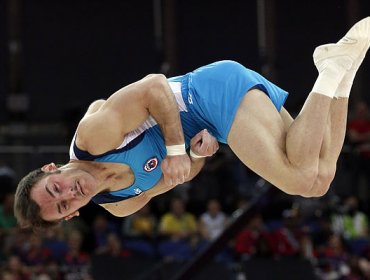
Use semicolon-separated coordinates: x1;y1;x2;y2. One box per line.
30;163;97;222
208;200;220;215
171;199;185;216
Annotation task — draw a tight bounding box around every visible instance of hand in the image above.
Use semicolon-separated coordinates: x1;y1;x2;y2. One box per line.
190;129;219;158
161;153;191;187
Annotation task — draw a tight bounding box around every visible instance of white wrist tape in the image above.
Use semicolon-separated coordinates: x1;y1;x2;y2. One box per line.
190;149;206;159
166;144;186;156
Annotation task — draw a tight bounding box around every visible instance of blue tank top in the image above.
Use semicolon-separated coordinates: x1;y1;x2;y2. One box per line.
69;82;192;204
69;61;288;205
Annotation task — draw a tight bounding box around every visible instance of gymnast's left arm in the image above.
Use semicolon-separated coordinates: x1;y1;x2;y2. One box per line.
186;129;219;181
76;74;190;188
146;129;219;196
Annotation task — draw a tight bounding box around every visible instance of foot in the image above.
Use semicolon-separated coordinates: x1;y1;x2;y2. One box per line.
313;17;370;73
338;16;370;71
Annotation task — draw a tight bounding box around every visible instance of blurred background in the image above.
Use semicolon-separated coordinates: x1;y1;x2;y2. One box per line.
1;0;370;279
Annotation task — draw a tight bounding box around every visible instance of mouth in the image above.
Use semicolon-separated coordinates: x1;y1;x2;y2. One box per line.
76;180;85;196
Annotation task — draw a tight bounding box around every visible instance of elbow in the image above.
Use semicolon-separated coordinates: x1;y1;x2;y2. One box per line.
146;74;168;91
88;99;106;112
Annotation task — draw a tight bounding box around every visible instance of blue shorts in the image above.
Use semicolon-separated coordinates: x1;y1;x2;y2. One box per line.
169;60;289;144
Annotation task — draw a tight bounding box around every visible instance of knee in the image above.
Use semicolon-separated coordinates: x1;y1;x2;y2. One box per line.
284;168;318;196
298;168;320;196
307;165;336;197
316;166;336;196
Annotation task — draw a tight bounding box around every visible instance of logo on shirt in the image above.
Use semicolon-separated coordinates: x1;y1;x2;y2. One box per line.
134;188;142;195
144;157;158;172
188;93;193;104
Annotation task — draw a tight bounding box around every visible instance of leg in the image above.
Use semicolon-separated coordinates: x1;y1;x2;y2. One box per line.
228;18;370;197
228;91;347;197
228;89;330;197
280;98;349;197
313;98;348;194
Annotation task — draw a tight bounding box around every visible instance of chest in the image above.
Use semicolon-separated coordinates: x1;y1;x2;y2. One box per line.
94;129;165;192
101;163;135;192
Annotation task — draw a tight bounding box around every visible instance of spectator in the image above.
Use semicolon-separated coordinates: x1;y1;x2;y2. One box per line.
234;213;274;259
332;195;369;240
2;229;31;261
358;244;370;279
92;214;119;250
121;204;157;257
123;204;157;238
298;231;316;263
347;100;370;198
0;268;16;280
0;193;17;232
271;209;303;257
61;229;91;280
2;255;30;280
95;233;130;258
158;197;197;261
158;197;197;241
0;163;16;202
43;227;68;263
315;233;352;280
20;234;52;275
198;199;228;241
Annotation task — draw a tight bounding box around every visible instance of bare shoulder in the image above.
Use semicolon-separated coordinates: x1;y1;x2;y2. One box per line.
74;75;169;154
75;109;122;154
75;99;123;154
84;99;106;117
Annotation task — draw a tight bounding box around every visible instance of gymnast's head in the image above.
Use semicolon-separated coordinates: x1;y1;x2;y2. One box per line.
14;162;96;230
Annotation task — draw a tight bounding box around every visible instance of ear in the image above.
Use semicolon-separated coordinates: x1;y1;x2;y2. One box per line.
64;211;80;221
41;163;58;172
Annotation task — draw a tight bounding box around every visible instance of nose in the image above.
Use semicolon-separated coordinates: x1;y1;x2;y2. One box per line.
61;187;77;200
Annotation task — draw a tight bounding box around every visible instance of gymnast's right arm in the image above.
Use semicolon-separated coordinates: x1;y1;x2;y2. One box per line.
101;129;219;217
99;163;204;217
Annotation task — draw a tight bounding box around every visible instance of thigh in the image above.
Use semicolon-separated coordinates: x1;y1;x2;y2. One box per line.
280;107;294;130
227;89;297;190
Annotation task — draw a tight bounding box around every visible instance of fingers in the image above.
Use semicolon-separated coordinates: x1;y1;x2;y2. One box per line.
161;154;191;186
164;172;187;186
190;129;204;146
198;129;218;156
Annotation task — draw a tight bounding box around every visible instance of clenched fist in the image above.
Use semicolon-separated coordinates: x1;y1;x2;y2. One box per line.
190;129;219;158
161;153;191;187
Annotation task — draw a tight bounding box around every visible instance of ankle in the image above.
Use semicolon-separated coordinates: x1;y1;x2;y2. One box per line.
312;64;347;98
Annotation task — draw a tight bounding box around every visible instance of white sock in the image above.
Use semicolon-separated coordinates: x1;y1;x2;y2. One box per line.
311;62;347;98
335;70;356;99
335;53;365;98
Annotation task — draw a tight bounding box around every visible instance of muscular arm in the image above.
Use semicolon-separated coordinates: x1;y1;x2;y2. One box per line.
76;75;191;186
76;74;185;154
101;129;218;217
101;158;205;217
100;158;205;217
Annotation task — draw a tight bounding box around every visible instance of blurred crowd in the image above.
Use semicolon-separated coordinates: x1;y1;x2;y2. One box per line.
1;100;370;280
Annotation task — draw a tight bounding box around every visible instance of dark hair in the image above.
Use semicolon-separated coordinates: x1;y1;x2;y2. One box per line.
14;168;62;231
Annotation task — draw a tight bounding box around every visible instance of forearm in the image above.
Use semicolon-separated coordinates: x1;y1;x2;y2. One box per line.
100;193;151;217
146;75;185;146
186;156;206;181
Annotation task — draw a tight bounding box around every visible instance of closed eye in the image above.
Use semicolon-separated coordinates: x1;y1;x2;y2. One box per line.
53;184;60;194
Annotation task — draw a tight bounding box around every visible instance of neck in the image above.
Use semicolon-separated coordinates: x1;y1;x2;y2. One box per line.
63;160;110;193
64;160;134;194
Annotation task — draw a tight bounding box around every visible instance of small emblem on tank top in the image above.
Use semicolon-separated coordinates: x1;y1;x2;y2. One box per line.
144;157;158;172
134;188;142;194
188;94;193;104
